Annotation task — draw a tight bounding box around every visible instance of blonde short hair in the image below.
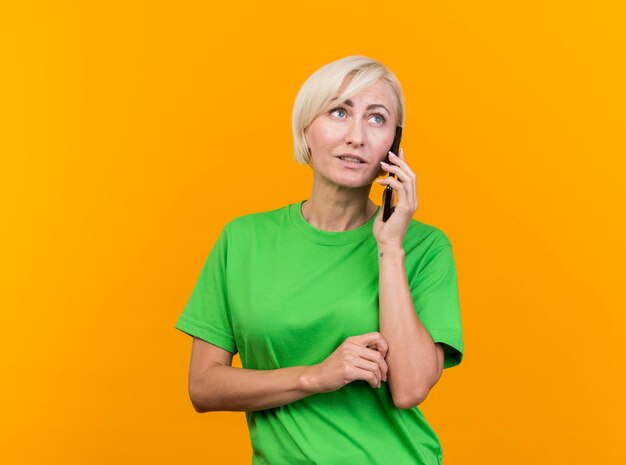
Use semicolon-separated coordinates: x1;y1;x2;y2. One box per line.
292;55;405;165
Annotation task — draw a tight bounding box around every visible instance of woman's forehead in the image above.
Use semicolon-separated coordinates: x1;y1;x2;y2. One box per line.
333;80;395;106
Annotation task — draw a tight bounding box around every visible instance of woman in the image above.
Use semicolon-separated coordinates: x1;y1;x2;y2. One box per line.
175;55;464;465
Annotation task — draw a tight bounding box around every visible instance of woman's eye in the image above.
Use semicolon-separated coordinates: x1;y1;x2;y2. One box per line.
330;108;347;118
330;107;386;125
371;114;386;124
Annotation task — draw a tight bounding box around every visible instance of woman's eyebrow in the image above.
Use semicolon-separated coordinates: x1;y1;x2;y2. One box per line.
331;98;390;115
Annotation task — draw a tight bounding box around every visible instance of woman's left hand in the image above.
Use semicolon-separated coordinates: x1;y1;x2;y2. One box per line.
373;148;418;248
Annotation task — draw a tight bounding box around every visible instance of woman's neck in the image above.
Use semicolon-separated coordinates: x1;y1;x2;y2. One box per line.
301;183;378;232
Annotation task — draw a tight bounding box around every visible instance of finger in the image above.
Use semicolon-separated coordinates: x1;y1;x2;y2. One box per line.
376;176;401;189
374;334;389;359
352;357;384;385
359;346;388;380
365;337;389;360
383;153;416;199
384;151;412;176
351;365;382;388
379;161;411;183
359;332;388;358
377;172;417;214
362;344;388;368
393;148;418;205
376;177;408;208
388;151;416;181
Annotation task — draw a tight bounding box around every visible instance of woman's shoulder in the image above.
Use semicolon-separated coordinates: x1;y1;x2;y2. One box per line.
222;202;293;235
404;218;453;251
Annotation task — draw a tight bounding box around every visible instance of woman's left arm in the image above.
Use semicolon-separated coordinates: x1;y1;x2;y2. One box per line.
374;149;445;409
377;243;445;409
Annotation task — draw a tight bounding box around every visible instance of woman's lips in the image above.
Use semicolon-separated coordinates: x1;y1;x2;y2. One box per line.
337;156;366;168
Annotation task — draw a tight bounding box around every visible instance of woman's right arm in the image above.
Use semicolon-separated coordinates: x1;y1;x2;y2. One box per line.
187;337;318;412
187;332;389;413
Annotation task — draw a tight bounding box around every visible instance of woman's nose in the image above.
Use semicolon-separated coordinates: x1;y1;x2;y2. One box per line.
345;119;365;146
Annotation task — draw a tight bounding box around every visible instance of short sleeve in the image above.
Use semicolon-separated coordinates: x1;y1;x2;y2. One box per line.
174;226;238;355
409;243;464;369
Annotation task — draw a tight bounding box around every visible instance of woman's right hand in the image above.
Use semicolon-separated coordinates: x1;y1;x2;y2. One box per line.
305;332;389;393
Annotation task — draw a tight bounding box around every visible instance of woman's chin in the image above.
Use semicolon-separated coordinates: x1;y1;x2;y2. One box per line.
316;170;378;190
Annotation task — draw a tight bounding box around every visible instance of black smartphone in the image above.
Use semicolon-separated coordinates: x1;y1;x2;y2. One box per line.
382;126;403;222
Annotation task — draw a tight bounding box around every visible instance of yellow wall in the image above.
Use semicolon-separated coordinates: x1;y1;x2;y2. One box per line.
1;1;624;463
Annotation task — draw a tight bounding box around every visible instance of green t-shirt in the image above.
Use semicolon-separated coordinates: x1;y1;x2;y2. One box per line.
175;200;464;465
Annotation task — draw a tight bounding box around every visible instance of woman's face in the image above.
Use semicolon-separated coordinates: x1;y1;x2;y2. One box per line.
304;78;398;189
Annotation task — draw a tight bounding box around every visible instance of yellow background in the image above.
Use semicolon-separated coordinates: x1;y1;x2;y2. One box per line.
1;1;625;463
